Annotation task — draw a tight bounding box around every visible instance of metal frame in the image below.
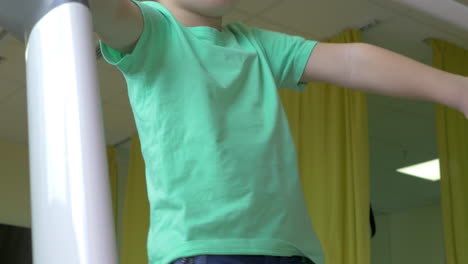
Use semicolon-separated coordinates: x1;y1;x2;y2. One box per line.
0;0;117;263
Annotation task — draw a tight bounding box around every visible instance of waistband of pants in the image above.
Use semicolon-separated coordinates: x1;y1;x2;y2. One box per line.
172;255;316;264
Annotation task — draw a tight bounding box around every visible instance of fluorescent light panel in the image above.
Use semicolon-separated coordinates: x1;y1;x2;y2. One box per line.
397;159;440;181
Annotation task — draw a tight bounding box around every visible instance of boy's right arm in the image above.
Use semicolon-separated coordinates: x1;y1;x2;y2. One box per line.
89;0;144;53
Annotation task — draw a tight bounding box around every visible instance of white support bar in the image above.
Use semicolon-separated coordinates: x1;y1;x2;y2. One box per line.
25;2;117;263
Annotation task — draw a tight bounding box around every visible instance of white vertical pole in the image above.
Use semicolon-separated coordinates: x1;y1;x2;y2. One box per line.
25;2;117;264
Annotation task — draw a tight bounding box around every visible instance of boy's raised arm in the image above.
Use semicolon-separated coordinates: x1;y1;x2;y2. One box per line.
301;43;468;118
90;0;143;53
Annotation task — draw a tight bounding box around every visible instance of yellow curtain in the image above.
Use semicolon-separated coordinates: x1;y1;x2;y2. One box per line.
279;29;370;264
107;147;118;225
430;39;468;264
120;134;150;264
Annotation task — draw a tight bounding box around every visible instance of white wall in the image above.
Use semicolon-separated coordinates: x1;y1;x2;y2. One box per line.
0;139;31;228
372;214;391;264
372;203;446;264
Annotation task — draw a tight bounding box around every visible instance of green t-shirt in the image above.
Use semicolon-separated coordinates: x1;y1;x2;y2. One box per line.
100;1;323;264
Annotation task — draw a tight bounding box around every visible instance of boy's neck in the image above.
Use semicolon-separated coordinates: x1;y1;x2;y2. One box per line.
158;0;223;31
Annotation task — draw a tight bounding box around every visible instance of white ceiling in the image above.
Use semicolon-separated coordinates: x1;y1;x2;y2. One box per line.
1;0;467;214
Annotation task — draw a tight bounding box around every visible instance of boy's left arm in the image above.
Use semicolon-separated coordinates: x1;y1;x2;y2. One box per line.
301;43;468;118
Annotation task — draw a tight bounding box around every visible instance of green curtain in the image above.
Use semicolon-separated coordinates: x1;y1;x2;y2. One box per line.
280;29;370;264
430;39;468;264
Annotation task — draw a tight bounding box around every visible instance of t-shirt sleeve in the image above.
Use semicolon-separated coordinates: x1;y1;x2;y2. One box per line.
99;0;167;75
253;28;318;91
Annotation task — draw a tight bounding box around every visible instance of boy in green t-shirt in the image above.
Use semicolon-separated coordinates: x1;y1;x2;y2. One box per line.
91;1;468;264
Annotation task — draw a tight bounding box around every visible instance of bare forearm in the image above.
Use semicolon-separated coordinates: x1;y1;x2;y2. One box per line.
348;43;467;111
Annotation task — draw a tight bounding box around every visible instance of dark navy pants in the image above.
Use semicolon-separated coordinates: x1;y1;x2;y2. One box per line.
171;255;315;264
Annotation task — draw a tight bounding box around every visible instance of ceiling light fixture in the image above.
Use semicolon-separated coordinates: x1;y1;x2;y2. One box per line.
396;159;440;182
389;0;468;32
